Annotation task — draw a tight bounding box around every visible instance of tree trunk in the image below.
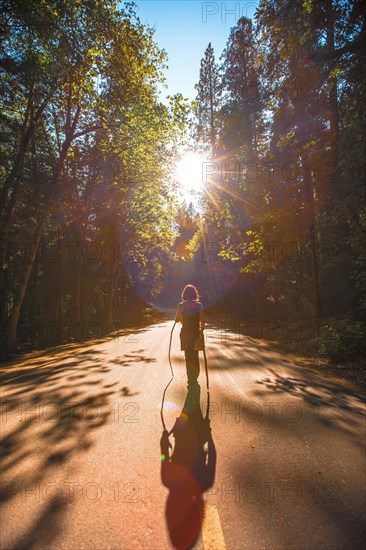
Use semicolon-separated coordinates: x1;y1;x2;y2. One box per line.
6;216;46;353
3;101;89;356
29;246;40;348
303;159;322;319
106;224;118;333
208;64;215;158
251;272;262;321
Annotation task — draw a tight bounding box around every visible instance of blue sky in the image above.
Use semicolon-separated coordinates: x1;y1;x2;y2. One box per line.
131;1;259;101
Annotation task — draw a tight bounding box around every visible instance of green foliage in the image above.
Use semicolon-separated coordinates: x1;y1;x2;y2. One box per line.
0;0;189;354
318;320;366;362
188;0;365;338
1;0;364;359
194;42;222;155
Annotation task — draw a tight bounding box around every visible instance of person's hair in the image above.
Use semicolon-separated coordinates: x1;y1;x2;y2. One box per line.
182;284;199;302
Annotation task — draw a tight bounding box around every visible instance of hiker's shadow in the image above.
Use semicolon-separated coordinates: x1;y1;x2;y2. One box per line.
160;382;216;550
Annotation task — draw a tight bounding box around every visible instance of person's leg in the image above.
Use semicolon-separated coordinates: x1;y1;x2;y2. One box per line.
184;349;200;386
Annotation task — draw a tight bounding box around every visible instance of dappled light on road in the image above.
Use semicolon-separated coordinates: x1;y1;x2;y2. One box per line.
1;321;365;549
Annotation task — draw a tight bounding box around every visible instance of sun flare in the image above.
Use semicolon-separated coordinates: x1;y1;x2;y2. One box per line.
174;152;207;204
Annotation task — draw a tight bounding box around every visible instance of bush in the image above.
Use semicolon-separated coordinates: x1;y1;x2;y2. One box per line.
318;319;365;362
143;307;154;322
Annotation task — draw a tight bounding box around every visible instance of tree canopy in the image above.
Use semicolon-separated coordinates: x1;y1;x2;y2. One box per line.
1;0;364;363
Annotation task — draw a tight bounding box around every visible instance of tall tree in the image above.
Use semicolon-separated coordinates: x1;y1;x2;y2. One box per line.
0;1;189;356
221;17;261;154
194;43;221;157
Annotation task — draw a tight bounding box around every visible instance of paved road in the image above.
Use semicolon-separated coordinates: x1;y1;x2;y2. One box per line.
1;320;365;549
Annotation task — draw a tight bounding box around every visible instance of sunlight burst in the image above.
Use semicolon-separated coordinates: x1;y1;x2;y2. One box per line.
174;152;207;204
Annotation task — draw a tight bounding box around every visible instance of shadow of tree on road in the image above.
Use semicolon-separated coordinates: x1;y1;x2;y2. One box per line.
253;367;366;420
1;353;112;501
7;495;69;550
205;346;287;370
0;345;142;548
214;368;366;549
205;337;365;441
111;353;156;367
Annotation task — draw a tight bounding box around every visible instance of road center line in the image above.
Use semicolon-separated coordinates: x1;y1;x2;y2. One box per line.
201;504;227;550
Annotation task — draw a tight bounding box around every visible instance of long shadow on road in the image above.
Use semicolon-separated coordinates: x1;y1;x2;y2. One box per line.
160;381;216;550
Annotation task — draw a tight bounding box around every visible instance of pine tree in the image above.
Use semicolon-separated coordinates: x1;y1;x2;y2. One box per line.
194;43;221;157
221;17;261;153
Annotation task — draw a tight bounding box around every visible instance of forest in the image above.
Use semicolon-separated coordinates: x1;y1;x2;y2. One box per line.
1;0;365;365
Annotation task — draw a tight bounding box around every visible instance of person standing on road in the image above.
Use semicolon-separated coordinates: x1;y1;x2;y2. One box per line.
175;284;205;388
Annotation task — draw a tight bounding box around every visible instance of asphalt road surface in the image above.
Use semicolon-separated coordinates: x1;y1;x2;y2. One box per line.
1;320;365;550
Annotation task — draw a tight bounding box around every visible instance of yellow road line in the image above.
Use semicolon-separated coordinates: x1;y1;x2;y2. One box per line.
202;504;227;550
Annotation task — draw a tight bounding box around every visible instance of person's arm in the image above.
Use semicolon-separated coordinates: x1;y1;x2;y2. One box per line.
175;302;183;323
